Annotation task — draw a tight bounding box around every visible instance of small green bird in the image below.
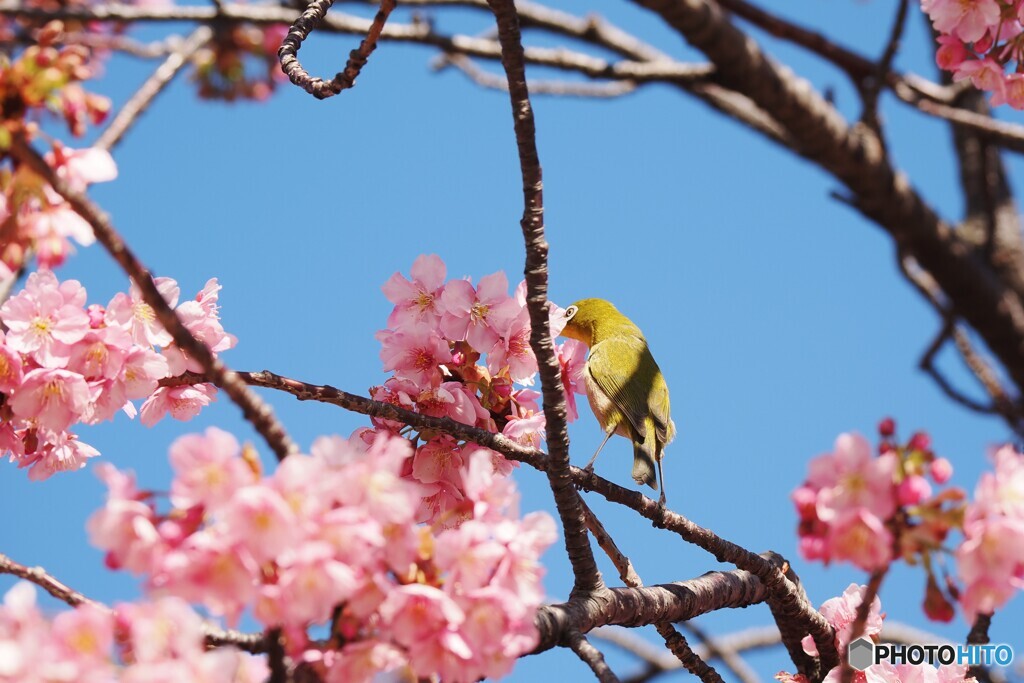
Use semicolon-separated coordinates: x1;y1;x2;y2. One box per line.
559;298;676;505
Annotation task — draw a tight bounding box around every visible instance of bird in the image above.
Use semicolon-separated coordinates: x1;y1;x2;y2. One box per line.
558;298;675;506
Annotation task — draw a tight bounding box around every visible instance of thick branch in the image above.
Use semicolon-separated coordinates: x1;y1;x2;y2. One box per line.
630;0;1024;429
534;567;768;654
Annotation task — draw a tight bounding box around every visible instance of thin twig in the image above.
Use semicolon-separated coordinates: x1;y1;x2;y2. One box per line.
681;621;761;683
438;53;638;97
580;498;642;587
8;137;299;461
485;0;604;598
0;552;99;608
861;0;909;137
0;551;268;652
839;569;888;683
278;0;395;99
566;629;623;683
654;622;724;683
96;26;212;151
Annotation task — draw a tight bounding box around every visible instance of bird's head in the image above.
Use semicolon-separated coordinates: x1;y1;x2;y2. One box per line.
558;298;640;347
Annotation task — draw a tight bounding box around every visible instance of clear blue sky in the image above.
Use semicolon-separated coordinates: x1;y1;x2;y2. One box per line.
3;0;1022;679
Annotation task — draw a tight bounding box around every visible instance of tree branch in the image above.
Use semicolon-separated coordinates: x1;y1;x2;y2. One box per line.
7;137;299;461
485;0;604;598
278;0;395;99
567;630;622;683
96;26;212;151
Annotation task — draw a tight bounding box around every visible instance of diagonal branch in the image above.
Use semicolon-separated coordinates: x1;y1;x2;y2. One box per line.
8;137;299;461
566;630;622;683
484;0;603;598
0;551;267;652
96;26;212;150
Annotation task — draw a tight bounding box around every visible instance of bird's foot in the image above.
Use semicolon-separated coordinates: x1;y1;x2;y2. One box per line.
574;464;595;491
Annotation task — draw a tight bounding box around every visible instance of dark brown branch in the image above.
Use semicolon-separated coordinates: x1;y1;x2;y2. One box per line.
654;622;724;683
278;0;395;99
628;0;1024;440
0;551;268;653
680;621;761;683
8;137;299;461
266;627;288;683
581;498;642;587
485;0;603;598
839;569;887;683
96;26;212;150
894;83;1024;155
567;630;622;683
967;614;993;682
534;567;769;654
860;0;909;136
165;366;835;669
900;256;1024;433
0;552;99;608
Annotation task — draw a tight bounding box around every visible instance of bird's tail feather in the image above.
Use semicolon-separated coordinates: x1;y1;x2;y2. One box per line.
630;440;655;489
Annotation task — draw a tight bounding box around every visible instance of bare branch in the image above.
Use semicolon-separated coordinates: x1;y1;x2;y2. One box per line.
485;0;604;598
654;622;724;683
8;137;299;461
279;0;395;99
437;53;638;98
861;0;909;137
0;552;99;608
96;26;212;151
580;498;643;588
967;614;993;681
681;621;761;683
567;630;622;683
840;569;888;683
0;551;268;653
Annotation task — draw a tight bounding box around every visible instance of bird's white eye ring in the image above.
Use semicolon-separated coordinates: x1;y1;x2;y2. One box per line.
565;305;578;320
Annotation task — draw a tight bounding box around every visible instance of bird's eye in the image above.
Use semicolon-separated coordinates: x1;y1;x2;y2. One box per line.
565;305;578;320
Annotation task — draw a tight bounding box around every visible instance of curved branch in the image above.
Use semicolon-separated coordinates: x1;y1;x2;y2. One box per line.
278;0;395;99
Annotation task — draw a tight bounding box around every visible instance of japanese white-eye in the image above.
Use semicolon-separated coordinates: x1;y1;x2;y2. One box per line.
559;298;676;505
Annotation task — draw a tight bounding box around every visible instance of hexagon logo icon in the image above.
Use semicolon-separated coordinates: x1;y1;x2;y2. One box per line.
848;637;875;671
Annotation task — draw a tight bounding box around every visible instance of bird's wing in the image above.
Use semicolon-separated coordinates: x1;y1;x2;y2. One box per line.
587;335;672;444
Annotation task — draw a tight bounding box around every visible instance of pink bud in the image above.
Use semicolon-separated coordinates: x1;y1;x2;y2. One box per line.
791;486;817;519
898;475;932;506
86;304;106;328
929;457;953;484
878;417;895;437
909;431;931;452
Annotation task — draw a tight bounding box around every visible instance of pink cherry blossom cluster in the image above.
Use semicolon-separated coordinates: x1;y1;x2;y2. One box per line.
0;581;267;682
955;444;1024;621
922;0;1024;108
0;269;234;479
87;427;556;683
370;254;586;525
792;420;964;577
777;583;976;683
0;21;110;140
1;143;117;289
194;23;290;102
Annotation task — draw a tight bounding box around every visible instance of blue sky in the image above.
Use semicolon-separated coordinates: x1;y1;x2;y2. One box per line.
3;0;1023;679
